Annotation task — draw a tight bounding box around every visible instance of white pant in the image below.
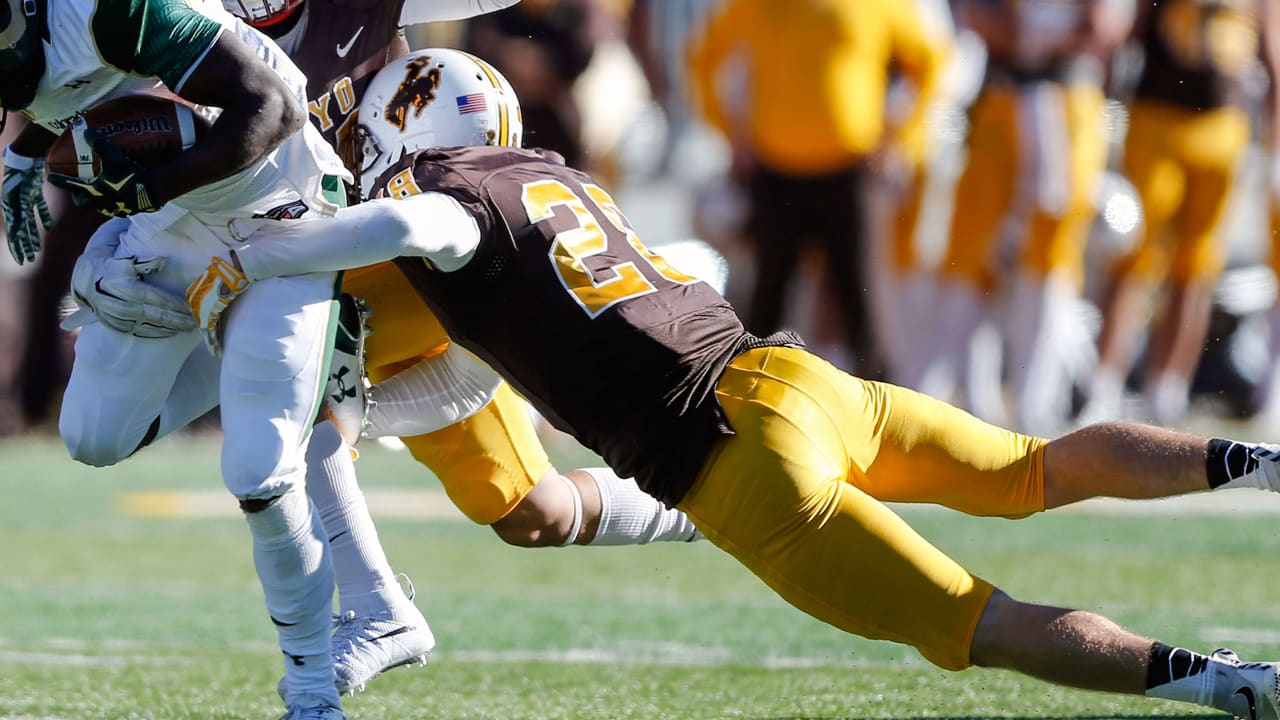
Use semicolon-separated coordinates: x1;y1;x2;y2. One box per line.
60;272;338;500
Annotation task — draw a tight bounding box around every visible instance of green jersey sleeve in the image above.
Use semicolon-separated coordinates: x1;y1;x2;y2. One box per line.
91;0;223;90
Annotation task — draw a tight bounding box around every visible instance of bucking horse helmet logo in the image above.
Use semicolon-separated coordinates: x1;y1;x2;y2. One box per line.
385;55;441;132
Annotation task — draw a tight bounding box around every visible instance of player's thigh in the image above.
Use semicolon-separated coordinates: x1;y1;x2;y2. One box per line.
857;380;1047;516
60;321;204;466
219;272;339;499
399;381;551;525
681;346;993;671
1168;110;1249;284
344;262;449;374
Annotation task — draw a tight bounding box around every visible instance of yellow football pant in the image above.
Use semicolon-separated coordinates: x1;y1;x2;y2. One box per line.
344;263;550;525
941;81;1106;289
680;346;1048;670
1113;101;1249;285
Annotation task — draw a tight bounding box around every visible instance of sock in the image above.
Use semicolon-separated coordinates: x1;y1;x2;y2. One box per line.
1206;438;1279;491
585;467;702;545
305;422;408;618
241;484;339;706
1145;644;1261;717
1145;372;1189;425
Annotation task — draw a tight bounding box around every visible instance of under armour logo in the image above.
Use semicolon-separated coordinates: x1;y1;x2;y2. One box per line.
329;366;356;402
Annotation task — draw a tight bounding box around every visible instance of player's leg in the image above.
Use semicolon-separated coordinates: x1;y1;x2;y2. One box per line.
684;346;1277;715
1083;100;1186;423
60;321;217;465
1139;106;1247;424
394;380;700;547
849;371;1277;513
302;420;433;696
972;588;1276;718
218;272;342;714
907;85;1016;405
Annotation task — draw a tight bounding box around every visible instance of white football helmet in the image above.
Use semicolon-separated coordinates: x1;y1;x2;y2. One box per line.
348;48;522;199
221;0;303;27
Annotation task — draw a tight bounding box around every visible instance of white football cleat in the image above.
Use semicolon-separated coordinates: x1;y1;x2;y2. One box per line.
277;693;345;720
331;602;435;696
1250;445;1280;493
323;294;373;446
1212;648;1280;720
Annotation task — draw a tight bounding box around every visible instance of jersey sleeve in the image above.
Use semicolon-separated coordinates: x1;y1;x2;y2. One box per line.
91;0;224;90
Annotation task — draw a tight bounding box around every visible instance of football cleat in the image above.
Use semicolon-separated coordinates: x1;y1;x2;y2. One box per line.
323;294;374;446
1212;648;1280;720
331;593;435;696
276;693;345;720
1250;445;1280;493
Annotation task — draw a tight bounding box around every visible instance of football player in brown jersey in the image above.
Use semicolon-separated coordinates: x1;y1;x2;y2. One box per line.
214;4;708;697
197;47;1280;717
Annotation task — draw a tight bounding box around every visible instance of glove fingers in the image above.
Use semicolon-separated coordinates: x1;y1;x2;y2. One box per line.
35;197;54;230
88;131;134;168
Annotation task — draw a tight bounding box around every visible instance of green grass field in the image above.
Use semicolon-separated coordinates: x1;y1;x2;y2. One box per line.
2;432;1277;719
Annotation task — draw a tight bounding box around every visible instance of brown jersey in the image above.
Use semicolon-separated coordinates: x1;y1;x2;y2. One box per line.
1135;0;1259;110
376;146;799;506
286;0;409;163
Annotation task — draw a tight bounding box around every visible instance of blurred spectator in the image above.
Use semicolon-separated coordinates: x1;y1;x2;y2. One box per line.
868;0;959;381
464;0;603;169
1085;0;1273;426
686;0;946;376
908;0;1132;433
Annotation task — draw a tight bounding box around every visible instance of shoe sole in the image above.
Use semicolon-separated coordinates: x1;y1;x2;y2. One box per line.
338;650;432;696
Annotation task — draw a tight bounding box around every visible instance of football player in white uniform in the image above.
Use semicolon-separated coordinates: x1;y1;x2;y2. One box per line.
204;2;709;692
0;0;356;716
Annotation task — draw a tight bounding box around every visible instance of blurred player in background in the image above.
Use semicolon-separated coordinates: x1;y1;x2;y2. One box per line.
193;48;1280;718
912;0;1132;433
1085;0;1277;427
218;0;709;694
0;0;363;716
686;0;947;375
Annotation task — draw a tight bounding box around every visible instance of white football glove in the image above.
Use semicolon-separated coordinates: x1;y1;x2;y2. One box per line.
186;252;250;357
67;252;198;339
3;145;54;265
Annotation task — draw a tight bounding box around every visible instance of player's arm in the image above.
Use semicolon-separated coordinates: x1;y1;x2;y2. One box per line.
187;191;479;353
84;0;304;207
399;0;520;26
232;191;482;280
1262;0;1280;152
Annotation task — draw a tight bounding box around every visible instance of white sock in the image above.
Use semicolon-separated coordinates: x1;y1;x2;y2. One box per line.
585;467;702;545
241;484;339;705
305;422;408;618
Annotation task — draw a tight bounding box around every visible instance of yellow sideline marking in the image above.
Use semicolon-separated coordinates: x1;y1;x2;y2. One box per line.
117;489;468;520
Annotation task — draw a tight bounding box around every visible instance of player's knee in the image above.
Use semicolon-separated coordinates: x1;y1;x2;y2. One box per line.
490;496;572;547
60;414;137;467
490;516;564;547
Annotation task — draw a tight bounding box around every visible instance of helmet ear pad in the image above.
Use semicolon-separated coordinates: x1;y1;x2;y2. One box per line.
0;0;46;111
352;48;523;199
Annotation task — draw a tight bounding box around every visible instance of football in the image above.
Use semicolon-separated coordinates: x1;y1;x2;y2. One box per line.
45;94;214;180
